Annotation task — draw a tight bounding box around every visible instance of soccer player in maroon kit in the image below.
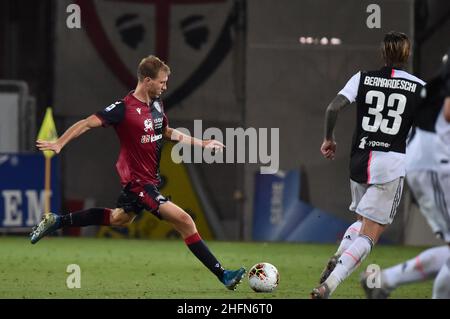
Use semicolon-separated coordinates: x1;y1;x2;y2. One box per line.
31;55;245;290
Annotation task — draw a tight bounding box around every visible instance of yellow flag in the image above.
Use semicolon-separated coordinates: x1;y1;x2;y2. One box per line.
37;107;58;158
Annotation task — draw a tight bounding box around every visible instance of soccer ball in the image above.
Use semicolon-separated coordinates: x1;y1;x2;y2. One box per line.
248;262;279;292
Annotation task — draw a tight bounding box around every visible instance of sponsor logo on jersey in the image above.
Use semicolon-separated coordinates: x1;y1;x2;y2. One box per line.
105;101;121;112
151;134;162;142
136;108;141;115
141;134;163;144
359;136;368;149
367;140;390;148
359;136;390;149
153;117;164;130
141;135;151;143
144;118;153;132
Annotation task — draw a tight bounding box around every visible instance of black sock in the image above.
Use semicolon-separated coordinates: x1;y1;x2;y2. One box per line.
60;208;112;227
185;232;225;280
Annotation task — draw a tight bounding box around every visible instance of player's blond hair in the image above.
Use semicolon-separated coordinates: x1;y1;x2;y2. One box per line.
137;55;171;81
381;31;411;68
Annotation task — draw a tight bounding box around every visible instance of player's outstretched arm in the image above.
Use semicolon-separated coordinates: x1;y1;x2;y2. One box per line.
36;114;102;154
321;94;350;160
163;126;225;151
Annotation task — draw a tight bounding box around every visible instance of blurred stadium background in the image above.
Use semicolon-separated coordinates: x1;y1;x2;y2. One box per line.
0;0;449;298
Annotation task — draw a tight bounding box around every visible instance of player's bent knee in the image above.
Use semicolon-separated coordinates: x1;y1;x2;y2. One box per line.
110;208;131;226
179;212;195;227
175;213;197;235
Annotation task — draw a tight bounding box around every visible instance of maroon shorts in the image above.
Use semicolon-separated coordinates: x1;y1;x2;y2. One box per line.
116;181;169;219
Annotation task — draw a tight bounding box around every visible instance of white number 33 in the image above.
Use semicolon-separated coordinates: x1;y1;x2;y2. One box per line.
362;90;406;135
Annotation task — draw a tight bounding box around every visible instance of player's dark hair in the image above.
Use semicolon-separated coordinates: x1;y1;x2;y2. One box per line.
137;55;171;81
381;31;411;68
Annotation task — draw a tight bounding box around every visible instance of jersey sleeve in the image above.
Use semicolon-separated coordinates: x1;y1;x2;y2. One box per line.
95;100;125;126
338;71;361;103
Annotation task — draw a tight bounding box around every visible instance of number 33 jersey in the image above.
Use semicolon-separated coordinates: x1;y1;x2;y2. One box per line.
339;67;426;184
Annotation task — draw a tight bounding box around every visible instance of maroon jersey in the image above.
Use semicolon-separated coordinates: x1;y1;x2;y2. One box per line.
95;92;168;186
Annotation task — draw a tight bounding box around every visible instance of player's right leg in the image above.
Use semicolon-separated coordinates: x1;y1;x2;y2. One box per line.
317;181;366;284
312;218;382;299
319;218;362;284
312;178;403;298
158;200;246;290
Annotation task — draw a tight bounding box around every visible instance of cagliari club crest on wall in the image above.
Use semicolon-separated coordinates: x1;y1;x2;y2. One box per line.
76;0;239;110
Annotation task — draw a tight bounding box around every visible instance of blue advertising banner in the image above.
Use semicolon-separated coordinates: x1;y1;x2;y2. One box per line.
0;153;60;231
252;169;348;243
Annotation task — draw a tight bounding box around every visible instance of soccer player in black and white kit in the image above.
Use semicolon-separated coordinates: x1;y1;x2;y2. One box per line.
360;49;450;299
434;49;450;298
311;31;426;298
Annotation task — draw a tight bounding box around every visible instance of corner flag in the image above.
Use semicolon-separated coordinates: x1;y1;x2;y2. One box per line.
37;107;58;214
37;107;58;158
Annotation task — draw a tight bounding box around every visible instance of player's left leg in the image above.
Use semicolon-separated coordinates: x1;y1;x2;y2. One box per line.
30;208;116;244
30;182;145;244
158;201;245;290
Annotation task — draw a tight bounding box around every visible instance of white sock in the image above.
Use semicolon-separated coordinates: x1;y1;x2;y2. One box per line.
383;245;450;289
326;235;373;294
336;220;362;256
433;257;450;299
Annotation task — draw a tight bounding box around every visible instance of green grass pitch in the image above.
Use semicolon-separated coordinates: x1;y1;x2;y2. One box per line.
0;237;433;299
